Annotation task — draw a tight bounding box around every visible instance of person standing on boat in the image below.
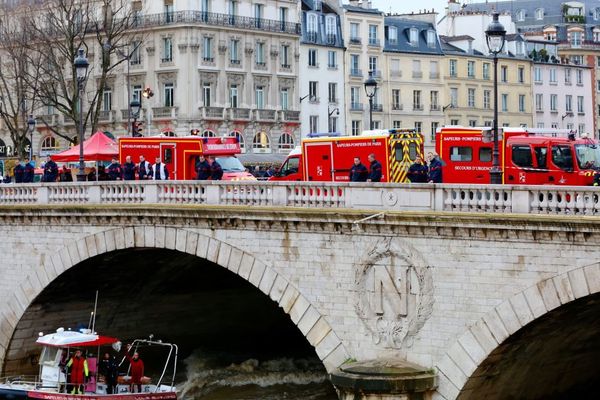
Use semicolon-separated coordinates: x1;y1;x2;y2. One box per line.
99;352;119;395
66;350;89;394
125;345;145;393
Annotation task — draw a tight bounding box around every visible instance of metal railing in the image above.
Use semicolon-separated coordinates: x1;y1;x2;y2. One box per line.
1;182;598;215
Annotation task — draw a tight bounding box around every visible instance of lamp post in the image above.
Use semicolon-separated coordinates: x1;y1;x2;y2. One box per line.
485;12;506;185
27;115;35;160
74;48;89;182
364;71;378;130
130;99;141;137
142;87;154;136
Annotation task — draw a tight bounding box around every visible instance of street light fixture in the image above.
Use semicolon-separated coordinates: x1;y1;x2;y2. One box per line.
27;114;35;160
74;48;89;181
130;99;141;137
364;71;378;130
485;12;506;185
142;87;154;136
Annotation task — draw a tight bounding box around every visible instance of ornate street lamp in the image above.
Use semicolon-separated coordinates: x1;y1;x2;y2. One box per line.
364;71;378;130
485;12;506;185
130;99;141;137
74;48;89;181
27;114;35;160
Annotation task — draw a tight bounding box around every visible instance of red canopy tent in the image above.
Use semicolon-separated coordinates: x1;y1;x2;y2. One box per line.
52;131;118;162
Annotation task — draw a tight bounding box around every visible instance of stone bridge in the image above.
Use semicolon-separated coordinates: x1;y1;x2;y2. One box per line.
0;181;599;399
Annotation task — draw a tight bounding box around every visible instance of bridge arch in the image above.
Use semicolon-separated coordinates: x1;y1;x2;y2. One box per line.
0;226;349;374
436;263;600;399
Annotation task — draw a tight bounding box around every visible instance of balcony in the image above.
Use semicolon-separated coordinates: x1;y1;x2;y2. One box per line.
203;57;214;63
430;105;441;111
350;103;363;111
368;38;381;47
391;70;402;78
255;109;276;121
430;72;440;79
305;31;318;43
413;104;424;111
160;57;173;64
371;70;382;79
200;106;225;120
412;71;423;78
392;104;403;111
371;104;383;112
279;110;300;122
228;107;251;121
152;106;178;119
326;34;337;45
350;69;363;78
255;61;267;70
349;37;361;45
308;96;320;104
98;110;115;122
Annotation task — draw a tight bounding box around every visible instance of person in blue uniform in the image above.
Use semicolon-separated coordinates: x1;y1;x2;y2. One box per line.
367;153;382;182
195;155;211;180
427;152;443;183
349;157;368;182
42;155;59;182
23;158;35;183
13;159;24;183
208;156;223;180
407;155;429;183
122;156;137;181
107;157;123;180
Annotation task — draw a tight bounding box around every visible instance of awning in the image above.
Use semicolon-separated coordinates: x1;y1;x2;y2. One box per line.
37;329;119;348
52;131;118;162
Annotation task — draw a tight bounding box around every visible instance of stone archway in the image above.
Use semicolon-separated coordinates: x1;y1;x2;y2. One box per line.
435;263;600;400
0;226;350;374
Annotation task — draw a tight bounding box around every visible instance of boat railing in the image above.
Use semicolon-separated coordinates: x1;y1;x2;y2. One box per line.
126;339;178;393
0;375;39;388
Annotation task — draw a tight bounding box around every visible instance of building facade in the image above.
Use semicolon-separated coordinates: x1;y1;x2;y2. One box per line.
299;0;346;137
1;0;302;160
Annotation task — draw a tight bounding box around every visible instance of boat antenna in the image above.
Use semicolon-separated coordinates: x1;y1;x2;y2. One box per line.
91;290;99;333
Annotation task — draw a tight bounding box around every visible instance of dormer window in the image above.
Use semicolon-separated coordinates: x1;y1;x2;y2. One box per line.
544;26;557;41
388;26;398;44
409;28;418;46
427;30;436;48
516;9;525;22
593;27;600;42
535;8;544;20
595;8;600;21
307;13;317;33
325;15;337;44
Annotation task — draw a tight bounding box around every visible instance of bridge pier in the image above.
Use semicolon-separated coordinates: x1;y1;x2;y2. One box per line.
331;359;437;400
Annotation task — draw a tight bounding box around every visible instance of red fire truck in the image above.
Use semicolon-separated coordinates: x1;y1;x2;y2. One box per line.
118;136;255;180
269;130;423;182
436;126;600;185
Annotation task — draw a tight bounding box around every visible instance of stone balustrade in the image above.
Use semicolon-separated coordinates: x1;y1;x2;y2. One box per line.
0;181;599;215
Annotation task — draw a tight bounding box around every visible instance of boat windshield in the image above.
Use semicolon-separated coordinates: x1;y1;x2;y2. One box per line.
575;144;600;169
216;156;245;172
39;346;60;366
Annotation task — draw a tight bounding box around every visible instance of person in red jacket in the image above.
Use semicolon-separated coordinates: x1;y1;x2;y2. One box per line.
66;350;88;394
125;345;145;393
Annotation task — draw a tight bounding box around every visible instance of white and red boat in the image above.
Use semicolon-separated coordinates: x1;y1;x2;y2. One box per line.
0;329;178;399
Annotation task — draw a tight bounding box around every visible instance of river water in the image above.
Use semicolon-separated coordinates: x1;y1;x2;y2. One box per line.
177;349;338;400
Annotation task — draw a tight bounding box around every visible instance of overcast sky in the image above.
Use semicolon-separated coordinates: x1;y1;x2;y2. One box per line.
371;0;449;14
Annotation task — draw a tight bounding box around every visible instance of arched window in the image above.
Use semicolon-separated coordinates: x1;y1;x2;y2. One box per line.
325;15;337;36
228;131;245;151
278;133;294;151
201;129;215;137
535;8;544;20
307;13;317;33
163;130;176;137
252;131;270;151
516;9;525;22
409;28;418;46
40;136;59;153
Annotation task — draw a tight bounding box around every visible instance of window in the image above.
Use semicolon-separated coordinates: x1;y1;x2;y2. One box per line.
409;28;418;46
519;95;525;112
350;87;360;108
278;133;294;150
484;90;491;109
351;120;360;136
394;121;402;129
230;39;239;63
412;59;421;77
449;59;457;77
571;31;582;47
132;85;142;102
430;91;439;109
501;94;508;112
566;95;572;112
518;67;524;83
450;88;458;107
450;146;473;162
279;7;287;30
325;15;337;43
483;63;490;80
534;67;542;83
535;94;543;111
41;136;59;153
565;68;572;84
468;88;475;108
328;116;338;133
280;88;289;110
450;119;459;125
164;2;174;23
414;121;422;133
413;90;422;110
550;68;557;83
254;3;263;27
431;122;439;141
230;84;238;108
328;82;337;103
102;88;112;111
388;26;398;44
350;23;360;42
550;94;557;111
480;147;492;162
466;120;476;127
253;132;270;150
576;69;583;85
579;123;585;135
427;30;436;48
350;54;360;75
308;49;317;67
256;42;265;65
203;37;213;61
281;45;290;67
327;51;337;68
162;37;173;62
368;25;378;45
309;116;318;133
164;83;174;107
552;145;574;170
369;56;378;75
255;86;264;109
430;60;439;78
578;96;584;113
392;89;401;109
516;9;525;22
391;59;400;76
512;145;533;168
130;41;141;65
307;13;318;36
535;8;544;20
203;82;211;107
501;66;508;82
309;81;318;101
467;61;475;78
201;129;215;138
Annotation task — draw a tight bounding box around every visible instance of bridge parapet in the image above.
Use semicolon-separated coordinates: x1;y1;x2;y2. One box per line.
0;181;598;215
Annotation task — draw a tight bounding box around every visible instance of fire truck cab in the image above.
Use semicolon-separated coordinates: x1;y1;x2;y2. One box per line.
119;135;255;180
436;126;600;185
270;129;423;182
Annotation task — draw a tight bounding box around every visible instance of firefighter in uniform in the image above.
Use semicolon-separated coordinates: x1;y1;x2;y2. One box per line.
208;156;223;180
349;157;368;182
195;155;211;180
367;153;382;182
408;155;429;183
107;157;123;180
